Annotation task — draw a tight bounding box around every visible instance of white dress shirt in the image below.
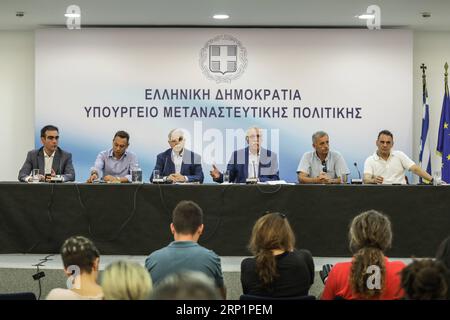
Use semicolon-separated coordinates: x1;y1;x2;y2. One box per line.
172;150;183;174
44;151;56;174
171;149;189;182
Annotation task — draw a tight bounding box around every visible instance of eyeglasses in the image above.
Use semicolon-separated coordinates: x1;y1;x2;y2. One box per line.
46;135;59;140
322;160;328;173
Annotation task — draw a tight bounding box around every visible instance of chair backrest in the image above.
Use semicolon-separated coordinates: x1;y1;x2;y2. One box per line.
240;294;316;300
0;292;37;300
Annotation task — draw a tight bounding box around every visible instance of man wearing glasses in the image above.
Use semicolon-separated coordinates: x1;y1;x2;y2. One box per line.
150;128;204;183
297;130;349;184
210;126;279;183
18;125;75;182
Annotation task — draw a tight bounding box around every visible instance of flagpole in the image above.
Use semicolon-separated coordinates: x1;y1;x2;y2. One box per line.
421;63;427;102
445;62;448;96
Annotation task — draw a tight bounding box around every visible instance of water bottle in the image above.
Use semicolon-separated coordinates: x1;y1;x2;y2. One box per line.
131;165;143;184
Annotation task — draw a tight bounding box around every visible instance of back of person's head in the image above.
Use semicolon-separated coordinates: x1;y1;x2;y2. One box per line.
249;212;295;287
151;271;221;300
172;200;203;235
348;210;392;299
401;259;449;300
436;236;450;270
61;236;100;274
102;260;153;300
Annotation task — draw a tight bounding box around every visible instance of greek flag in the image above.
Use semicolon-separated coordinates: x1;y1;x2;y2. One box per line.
419;89;431;183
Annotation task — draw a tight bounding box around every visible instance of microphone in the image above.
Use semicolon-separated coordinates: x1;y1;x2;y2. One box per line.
351;162;363;184
353;162;361;179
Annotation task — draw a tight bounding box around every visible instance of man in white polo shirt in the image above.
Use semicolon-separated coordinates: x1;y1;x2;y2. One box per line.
363;130;433;184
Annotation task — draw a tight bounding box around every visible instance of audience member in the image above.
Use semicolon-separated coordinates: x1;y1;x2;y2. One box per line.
145;200;226;298
321;210;405;300
401;259;449;300
151;271;221;300
46;236;103;300
241;212;314;297
102;260;153;300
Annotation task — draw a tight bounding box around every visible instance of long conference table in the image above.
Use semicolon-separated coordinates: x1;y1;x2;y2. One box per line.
0;182;448;257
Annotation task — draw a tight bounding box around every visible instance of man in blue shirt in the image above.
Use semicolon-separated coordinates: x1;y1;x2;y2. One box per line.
87;130;139;183
145;200;226;299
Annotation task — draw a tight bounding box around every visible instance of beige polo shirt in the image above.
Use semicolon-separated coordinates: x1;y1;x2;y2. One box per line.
363;150;415;184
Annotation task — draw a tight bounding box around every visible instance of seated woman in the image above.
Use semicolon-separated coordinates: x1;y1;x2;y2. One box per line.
321;210;405;300
102;260;153;300
46;236;103;300
240;212;314;298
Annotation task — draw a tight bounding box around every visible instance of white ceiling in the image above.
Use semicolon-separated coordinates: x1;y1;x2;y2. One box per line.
0;0;449;31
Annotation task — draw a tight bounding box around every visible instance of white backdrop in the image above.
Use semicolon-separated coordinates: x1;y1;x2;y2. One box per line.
35;28;413;182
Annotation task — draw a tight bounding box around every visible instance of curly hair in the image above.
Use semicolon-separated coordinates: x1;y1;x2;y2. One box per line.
349;210;392;299
60;236;100;274
401;259;449;300
248;212;295;288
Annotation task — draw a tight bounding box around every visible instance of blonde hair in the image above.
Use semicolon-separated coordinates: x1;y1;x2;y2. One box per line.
102;261;153;300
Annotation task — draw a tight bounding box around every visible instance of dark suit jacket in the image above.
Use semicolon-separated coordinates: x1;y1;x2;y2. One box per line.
18;147;75;182
214;147;279;183
151;148;204;183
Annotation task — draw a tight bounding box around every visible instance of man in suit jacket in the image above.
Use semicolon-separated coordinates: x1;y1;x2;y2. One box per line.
210;127;279;183
18;125;75;182
151;128;204;183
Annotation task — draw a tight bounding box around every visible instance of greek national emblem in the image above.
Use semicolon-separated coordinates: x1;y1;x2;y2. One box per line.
199;34;248;83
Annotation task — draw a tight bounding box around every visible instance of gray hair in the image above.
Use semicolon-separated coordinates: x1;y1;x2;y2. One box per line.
312;131;328;143
168;128;184;140
246;126;262;138
151;271;221;300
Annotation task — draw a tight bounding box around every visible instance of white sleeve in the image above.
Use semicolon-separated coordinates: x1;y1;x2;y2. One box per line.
397;151;415;170
363;157;373;175
296;153;310;174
